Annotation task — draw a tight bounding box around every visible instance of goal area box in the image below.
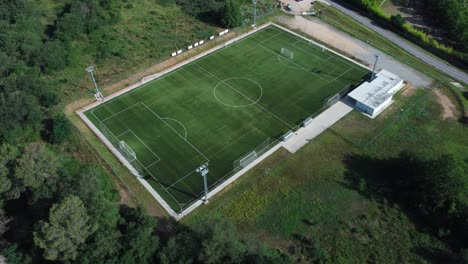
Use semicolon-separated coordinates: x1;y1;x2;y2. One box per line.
78;22;370;219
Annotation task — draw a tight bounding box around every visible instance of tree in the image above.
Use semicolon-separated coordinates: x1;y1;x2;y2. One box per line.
15;143;59;200
197;216;247;263
0;91;42;141
118;208;159;264
159;215;248;264
222;0;242;28
390;14;406;29
34;196;97;261
37;40;68;72
0;215;11;237
51;114;71;144
0;144;20;203
418;154;468;217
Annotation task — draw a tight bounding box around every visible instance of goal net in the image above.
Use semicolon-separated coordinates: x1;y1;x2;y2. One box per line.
239;151;257;168
281;48;294;60
119;141;136;162
326;93;341;107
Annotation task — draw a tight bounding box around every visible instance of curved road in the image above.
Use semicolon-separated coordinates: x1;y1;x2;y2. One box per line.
327;0;468;84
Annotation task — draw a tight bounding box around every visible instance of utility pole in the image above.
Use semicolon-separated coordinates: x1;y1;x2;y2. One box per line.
86;65;104;101
371;54;379;80
253;0;257;27
196;162;210;203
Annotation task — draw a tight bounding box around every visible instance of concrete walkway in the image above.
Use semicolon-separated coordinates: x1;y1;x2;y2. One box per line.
283;100;353;153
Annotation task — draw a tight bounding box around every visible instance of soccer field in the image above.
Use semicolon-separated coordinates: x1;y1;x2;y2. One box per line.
84;24;369;213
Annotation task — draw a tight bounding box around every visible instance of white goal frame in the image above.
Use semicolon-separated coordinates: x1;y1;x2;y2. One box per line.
239;151;257;167
119;140;136;162
281;48;294;59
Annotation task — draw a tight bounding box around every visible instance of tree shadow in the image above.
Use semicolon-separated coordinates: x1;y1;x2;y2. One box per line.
340;153;465;259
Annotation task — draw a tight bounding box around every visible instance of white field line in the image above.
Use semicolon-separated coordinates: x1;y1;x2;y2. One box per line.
103;103;161;167
145;160;160;169
126;129;161;165
258;43;328;82
161;117;188;139
167;168;199;189
194;63;295;130
292;42;332;61
134;157;183;209
99;102;141;122
116;130;131;138
257;32;283;45
140;102;210;161
272;23;372;71
328;67;355;84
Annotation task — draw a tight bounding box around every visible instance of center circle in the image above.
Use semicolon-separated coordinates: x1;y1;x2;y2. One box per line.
213;77;263;108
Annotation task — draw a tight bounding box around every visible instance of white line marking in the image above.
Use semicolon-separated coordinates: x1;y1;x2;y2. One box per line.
213;77;264;108
99;102;141;122
167;168;199;189
161;117;188;139
328;67;355;84
258;43;327;82
194;63;294;129
257;32;283;45
116;130;131;138
140;102;210;161
277;55;303;70
292;42;332;61
126;129;161;165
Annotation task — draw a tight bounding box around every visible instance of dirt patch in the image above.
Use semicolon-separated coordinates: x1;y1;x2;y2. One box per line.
434;89;456;120
119;187;136;208
401;83;416;97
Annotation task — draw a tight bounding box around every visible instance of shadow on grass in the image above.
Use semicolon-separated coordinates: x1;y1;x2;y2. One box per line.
341;152;460;261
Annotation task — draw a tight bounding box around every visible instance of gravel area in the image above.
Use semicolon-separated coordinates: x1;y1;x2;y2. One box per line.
276;15;433;87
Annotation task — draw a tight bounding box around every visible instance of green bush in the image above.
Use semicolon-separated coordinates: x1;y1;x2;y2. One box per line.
390;14;406;29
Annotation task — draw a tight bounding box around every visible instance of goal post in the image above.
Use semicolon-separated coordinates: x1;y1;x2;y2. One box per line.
281;48;294;60
326;93;341;107
119;141;136;162
239;151;257;168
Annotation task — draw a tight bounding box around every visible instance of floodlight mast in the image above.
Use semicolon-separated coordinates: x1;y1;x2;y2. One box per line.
253;0;257;27
196;162;210;203
371;54;379;81
86;65;101;96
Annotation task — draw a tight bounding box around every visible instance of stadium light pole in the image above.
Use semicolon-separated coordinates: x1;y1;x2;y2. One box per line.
253;0;257;27
86;66;100;95
371;54;379;80
196;162;210;203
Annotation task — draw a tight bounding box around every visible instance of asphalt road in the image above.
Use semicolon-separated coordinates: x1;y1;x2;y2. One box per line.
327;0;468;84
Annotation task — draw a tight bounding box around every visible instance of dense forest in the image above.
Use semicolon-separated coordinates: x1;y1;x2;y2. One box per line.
0;0;467;263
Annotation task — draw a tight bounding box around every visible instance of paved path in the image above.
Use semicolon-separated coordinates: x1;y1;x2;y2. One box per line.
327;0;468;84
283;100;353;153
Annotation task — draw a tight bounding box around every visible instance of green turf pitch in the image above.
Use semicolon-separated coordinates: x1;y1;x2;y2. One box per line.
85;25;370;212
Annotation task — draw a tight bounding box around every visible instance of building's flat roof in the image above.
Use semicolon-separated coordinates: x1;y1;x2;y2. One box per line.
348;69;403;109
